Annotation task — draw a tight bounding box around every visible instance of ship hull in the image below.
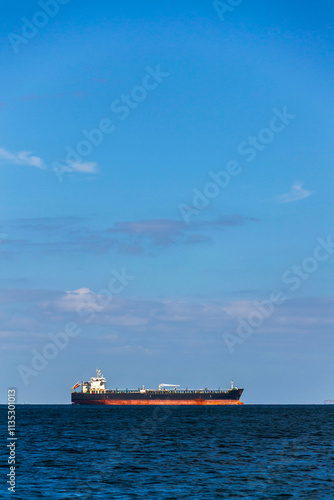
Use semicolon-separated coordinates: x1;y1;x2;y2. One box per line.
72;388;244;406
72;399;243;405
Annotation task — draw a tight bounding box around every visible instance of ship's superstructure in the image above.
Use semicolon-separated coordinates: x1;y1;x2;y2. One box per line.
71;369;244;405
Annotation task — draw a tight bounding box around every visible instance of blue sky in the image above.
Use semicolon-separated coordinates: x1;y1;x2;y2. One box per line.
1;0;333;403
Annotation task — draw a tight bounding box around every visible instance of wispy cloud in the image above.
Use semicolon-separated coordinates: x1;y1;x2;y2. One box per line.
0;146;98;174
0;147;46;169
1;290;333;353
275;182;312;203
109;219;187;246
1;215;257;257
108;216;256;247
67;161;98;174
14;216;85;231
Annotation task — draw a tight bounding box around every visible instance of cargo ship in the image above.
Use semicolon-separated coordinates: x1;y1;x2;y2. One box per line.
71;369;244;405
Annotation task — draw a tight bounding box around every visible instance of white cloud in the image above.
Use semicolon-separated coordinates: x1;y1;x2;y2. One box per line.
0;147;46;169
67;161;98;173
51;287;97;312
275;182;312;203
0;147;99;175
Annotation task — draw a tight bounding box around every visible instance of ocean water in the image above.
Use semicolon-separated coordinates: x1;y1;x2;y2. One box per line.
1;405;333;499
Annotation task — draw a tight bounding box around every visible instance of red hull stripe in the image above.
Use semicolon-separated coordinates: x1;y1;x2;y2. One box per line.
72;399;244;406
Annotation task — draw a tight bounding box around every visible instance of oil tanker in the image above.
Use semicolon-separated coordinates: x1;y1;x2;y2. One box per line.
71;369;244;405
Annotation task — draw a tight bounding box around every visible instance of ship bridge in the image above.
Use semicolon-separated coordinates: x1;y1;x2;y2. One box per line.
71;368;106;394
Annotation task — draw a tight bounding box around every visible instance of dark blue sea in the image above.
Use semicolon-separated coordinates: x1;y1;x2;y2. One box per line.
1;405;334;499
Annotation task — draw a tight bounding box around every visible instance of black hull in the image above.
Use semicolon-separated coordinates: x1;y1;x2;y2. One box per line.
72;388;244;405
